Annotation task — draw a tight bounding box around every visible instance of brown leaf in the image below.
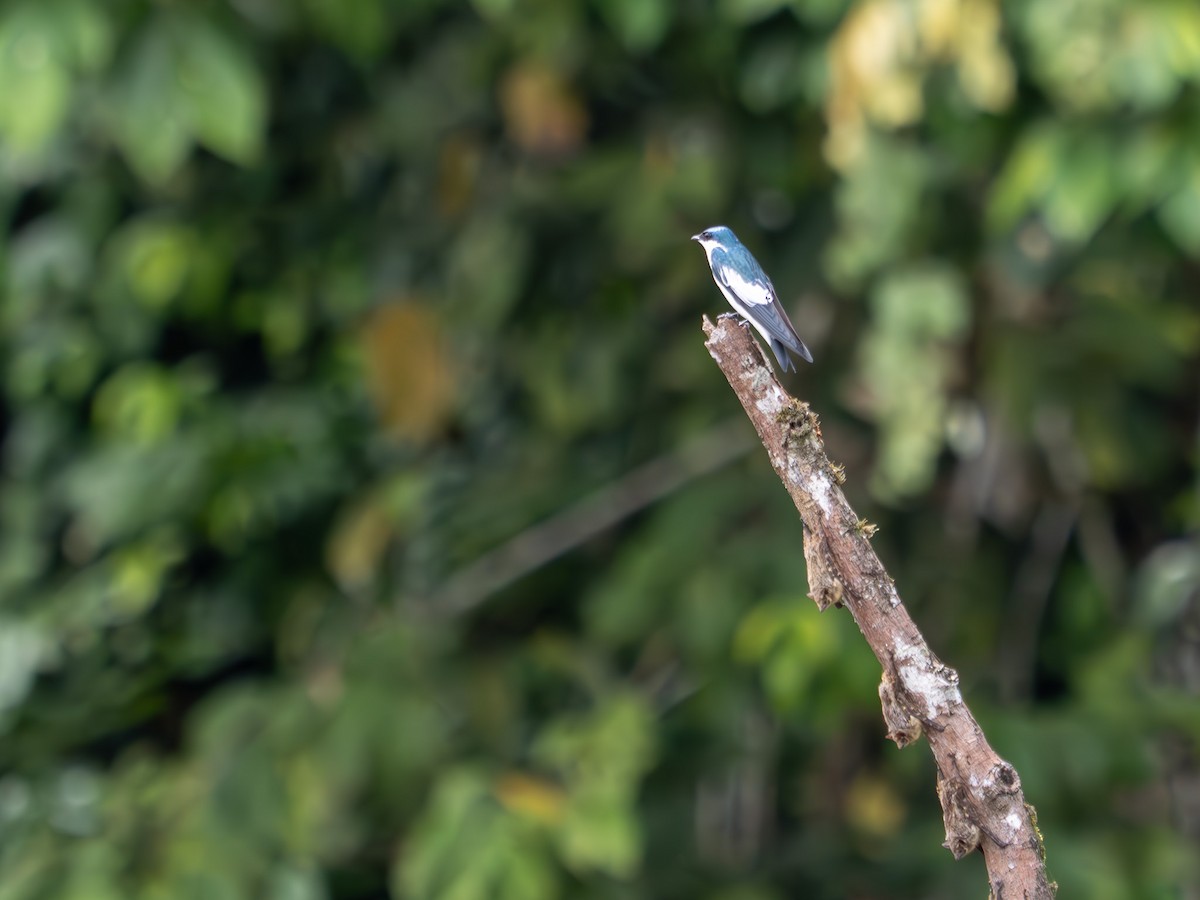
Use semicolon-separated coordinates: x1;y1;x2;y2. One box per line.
500;62;588;158
361;302;456;443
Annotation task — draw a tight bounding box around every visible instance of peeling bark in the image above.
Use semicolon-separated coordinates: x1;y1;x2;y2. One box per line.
703;316;1055;899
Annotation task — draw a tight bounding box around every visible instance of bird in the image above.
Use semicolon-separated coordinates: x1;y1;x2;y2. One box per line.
691;225;813;371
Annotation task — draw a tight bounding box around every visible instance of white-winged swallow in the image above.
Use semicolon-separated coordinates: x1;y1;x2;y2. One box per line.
692;225;813;372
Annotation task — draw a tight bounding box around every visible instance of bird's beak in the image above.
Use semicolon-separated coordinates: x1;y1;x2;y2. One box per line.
690;234;701;242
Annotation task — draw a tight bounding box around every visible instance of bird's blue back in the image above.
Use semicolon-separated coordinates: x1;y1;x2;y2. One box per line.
708;229;772;289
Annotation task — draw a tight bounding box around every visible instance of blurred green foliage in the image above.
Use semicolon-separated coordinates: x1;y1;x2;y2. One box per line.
1;0;1198;897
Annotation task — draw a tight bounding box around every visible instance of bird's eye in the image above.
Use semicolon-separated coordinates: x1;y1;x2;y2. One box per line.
701;231;711;239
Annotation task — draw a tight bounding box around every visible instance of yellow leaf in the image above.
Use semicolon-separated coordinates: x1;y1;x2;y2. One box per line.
437;133;483;218
494;772;567;825
846;774;907;838
361;303;456;443
826;0;1013;170
326;495;392;592
500;62;588;158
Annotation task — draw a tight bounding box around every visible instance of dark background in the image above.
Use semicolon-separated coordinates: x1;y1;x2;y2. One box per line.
1;0;1198;897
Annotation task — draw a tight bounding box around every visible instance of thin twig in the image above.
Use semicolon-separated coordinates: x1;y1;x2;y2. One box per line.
427;418;755;615
703;315;1055;899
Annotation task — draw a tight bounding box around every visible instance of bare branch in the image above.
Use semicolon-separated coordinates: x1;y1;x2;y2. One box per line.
703;316;1055;899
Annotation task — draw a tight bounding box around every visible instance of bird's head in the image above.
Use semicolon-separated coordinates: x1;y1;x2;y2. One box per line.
690;225;737;251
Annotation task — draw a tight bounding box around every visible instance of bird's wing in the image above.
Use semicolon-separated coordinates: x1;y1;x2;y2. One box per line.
717;260;775;308
715;261;813;363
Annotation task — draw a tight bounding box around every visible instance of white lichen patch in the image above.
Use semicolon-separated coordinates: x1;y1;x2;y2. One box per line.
884;582;902;608
752;378;787;418
747;364;777;394
1005;813;1021;832
785;455;804;489
894;640;963;719
799;469;837;517
756;396;780;417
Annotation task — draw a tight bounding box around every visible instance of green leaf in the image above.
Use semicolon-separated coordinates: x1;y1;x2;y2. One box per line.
718;0;795;24
302;0;392;62
0;6;72;153
397;768;557;900
110;217;198;310
1042;138;1117;243
859;262;969;499
168;14;266;165
47;0;113;71
106;14;266;183
1133;541;1200;628
556;787;641;878
92;363;184;444
988;122;1061;232
872;262;969;340
0;619;49;712
106;23;192;184
595;0;671;53
107;528;185;617
533;694;656;877
1158;171;1200;256
739;38;805;112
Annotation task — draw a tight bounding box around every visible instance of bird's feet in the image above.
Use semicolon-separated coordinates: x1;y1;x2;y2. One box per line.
716;311;751;330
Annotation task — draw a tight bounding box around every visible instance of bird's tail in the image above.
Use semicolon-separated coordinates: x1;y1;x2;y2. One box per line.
771;339;798;373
